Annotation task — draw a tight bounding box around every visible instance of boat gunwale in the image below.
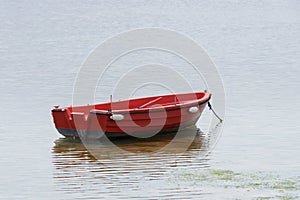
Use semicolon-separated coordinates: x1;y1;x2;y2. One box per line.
52;92;211;115
91;94;211;115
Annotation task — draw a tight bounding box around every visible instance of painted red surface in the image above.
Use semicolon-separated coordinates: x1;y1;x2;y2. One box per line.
51;92;210;137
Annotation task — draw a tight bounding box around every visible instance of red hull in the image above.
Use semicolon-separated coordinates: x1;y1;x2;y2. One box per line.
51;92;210;138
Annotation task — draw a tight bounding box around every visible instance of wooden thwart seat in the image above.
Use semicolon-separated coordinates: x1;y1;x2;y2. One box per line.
138;97;162;109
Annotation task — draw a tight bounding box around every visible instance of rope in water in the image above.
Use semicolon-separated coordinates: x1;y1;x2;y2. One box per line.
207;101;223;123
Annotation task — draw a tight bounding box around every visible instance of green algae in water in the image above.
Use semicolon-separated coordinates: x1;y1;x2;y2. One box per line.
274;195;300;200
255;195;300;200
255;197;272;200
170;169;299;199
209;169;239;181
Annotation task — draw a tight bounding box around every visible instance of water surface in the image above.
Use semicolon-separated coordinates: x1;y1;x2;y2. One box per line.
0;0;299;199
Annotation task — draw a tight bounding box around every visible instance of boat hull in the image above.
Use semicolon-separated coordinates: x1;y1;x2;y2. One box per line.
51;92;210;138
56;117;200;138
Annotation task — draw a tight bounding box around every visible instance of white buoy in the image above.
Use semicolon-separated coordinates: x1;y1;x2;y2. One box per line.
188;106;199;113
110;114;124;121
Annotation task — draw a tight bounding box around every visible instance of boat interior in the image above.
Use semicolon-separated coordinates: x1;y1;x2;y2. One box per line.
67;92;208;114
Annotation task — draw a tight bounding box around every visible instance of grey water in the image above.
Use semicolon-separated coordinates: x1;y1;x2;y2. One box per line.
0;0;299;199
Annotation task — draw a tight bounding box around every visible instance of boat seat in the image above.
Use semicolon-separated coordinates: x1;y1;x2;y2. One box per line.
136;97;162;109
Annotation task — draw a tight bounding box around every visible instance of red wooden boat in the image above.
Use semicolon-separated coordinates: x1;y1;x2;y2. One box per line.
51;92;211;138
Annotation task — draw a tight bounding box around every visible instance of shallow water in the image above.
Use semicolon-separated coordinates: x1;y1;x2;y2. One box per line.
0;0;299;199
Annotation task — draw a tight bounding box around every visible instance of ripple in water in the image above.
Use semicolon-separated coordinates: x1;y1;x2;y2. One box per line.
52;126;212;199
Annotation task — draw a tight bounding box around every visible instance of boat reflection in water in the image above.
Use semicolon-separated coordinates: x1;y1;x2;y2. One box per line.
52;125;210;168
52;126;213;199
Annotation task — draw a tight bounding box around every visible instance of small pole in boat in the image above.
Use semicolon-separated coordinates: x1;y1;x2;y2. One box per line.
108;95;112;114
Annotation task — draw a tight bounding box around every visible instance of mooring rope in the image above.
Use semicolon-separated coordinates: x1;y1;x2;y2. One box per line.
207;101;223;123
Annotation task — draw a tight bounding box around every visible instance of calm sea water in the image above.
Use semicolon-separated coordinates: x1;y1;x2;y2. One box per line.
0;1;299;199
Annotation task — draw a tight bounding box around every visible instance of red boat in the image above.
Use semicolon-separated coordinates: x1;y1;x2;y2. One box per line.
51;92;211;138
